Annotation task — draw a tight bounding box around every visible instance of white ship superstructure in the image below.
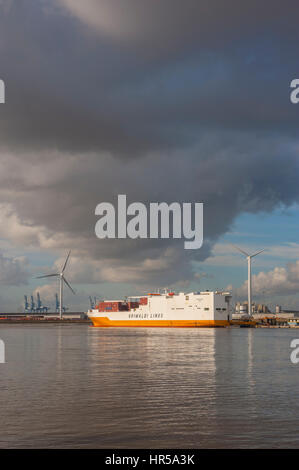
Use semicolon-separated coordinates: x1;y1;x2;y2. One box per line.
88;290;232;327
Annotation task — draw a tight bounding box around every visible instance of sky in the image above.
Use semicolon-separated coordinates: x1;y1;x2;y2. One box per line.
0;0;299;312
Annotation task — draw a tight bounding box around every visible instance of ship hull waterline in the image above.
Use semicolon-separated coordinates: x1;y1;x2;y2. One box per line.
89;317;231;328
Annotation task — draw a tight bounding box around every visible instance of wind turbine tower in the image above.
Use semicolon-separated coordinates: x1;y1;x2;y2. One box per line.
36;251;75;320
233;245;265;316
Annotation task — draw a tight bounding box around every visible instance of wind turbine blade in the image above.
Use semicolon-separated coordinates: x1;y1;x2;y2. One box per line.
36;273;59;279
251;249;265;258
62;250;71;273
231;244;249;257
62;276;75;294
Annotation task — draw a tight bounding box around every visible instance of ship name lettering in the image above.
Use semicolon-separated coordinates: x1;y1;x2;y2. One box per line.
128;313;164;319
128;313;150;319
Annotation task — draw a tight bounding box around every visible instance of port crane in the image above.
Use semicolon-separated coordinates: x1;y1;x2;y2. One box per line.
36;292;49;313
24;295;30;313
89;296;98;309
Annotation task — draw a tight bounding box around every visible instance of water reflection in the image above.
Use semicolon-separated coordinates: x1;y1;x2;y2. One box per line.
0;325;298;448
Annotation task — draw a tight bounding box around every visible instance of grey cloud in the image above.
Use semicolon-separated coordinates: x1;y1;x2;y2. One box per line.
0;1;298;156
0;1;298;287
0;131;298;286
59;1;299;47
0;252;29;286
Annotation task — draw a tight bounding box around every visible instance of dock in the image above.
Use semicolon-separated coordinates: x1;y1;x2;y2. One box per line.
0;312;91;325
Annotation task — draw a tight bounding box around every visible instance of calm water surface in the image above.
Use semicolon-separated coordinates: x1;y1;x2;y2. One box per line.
0;325;298;448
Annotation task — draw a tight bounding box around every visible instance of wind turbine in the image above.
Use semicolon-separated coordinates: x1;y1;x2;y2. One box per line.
232;245;265;316
36;251;75;320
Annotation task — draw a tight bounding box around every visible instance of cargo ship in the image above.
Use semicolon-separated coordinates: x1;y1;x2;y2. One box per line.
87;290;232;327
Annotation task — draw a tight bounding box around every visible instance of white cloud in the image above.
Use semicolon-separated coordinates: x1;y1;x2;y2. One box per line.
233;260;299;297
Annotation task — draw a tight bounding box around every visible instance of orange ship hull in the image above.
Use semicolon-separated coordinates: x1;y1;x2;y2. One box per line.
90;316;230;328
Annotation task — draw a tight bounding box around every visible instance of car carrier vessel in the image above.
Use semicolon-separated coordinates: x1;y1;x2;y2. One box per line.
87;290;232;327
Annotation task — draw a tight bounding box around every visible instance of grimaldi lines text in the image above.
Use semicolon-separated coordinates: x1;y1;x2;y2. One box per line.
87;290;232;327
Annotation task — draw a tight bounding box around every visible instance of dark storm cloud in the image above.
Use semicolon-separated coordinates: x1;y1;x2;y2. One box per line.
0;0;299;284
0;0;299;155
59;1;299;51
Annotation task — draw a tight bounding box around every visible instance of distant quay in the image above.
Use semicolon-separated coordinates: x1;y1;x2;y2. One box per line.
0;312;91;324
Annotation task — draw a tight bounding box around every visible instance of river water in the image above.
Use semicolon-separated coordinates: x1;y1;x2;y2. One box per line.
0;325;298;448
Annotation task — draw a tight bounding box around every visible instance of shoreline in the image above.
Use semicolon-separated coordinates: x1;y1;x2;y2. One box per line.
0;319;91;325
